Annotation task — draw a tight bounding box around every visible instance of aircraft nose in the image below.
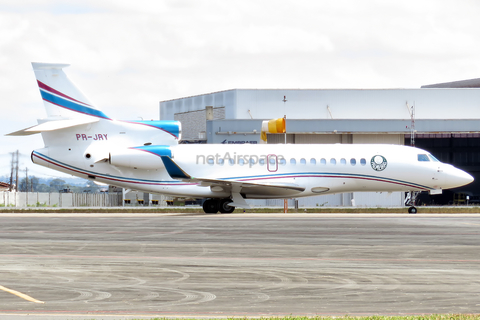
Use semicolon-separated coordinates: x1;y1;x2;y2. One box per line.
443;165;474;188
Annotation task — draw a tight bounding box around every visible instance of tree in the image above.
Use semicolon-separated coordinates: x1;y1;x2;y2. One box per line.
49;179;67;191
36;184;50;192
18;178;28;192
30;176;39;191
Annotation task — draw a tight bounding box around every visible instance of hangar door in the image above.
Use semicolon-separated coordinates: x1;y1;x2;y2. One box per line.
406;133;480;204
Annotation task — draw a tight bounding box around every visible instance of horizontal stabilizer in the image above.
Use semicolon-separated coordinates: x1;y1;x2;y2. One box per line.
6;118;99;136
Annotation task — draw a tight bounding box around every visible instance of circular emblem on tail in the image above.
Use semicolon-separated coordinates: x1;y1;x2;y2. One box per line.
371;155;387;171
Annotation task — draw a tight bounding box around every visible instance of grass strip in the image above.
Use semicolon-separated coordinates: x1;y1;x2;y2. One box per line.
128;315;480;320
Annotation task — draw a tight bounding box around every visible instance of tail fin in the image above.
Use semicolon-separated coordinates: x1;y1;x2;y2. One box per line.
32;62;109;120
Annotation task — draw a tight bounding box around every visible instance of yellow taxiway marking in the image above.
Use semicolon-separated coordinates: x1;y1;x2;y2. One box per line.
0;285;44;304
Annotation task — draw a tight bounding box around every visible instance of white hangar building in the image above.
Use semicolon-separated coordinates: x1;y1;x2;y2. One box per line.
160;79;480;207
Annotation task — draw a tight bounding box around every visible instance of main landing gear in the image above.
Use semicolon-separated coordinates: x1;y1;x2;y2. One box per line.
202;198;235;214
405;191;419;214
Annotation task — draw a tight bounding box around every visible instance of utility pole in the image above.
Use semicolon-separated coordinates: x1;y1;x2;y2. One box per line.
9;150;19;192
410;103;415;147
9;153;14;191
25;167;29;192
406;102;415;147
15;150;19;192
282;96;287;144
282;96;288;213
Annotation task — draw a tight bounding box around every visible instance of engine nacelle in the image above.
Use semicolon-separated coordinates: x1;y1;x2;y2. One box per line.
109;145;172;170
127;120;182;143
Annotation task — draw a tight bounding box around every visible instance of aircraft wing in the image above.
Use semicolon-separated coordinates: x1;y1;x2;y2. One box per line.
160;155;305;197
195;177;306;196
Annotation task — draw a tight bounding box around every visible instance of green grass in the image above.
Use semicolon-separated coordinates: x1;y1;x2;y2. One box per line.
125;315;480;320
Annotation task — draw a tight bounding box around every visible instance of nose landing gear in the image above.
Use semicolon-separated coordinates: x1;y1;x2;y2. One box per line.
405;191;419;214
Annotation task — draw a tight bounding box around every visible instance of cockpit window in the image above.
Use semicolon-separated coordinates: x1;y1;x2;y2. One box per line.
418;154;430;162
428;154;440;162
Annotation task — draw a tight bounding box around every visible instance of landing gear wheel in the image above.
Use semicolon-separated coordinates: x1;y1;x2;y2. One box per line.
219;199;235;214
406;191;419;214
203;199;219;214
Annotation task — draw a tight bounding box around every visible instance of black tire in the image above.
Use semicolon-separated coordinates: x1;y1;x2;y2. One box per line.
408;206;417;214
203;199;219;214
219;199;235;214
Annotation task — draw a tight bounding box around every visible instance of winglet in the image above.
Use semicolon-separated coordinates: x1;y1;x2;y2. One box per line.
160;156;192;180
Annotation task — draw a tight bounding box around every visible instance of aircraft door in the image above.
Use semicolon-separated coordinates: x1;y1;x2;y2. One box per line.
267;154;278;172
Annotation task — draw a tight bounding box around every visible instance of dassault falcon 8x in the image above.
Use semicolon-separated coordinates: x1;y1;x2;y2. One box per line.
8;63;474;213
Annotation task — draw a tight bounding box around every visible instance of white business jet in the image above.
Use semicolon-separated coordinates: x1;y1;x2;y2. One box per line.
7;63;474;213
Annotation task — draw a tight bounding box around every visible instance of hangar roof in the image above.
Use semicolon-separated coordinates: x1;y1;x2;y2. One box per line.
422;78;480;88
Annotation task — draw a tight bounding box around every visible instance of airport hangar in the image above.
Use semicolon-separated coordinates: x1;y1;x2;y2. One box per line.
160;79;480;207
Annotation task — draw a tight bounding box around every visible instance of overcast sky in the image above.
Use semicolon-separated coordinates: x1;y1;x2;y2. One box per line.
1;0;479;178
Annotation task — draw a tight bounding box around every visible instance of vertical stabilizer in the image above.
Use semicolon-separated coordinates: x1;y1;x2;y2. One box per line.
32;62;109;120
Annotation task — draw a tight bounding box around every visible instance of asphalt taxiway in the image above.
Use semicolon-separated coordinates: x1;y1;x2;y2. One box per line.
0;212;479;319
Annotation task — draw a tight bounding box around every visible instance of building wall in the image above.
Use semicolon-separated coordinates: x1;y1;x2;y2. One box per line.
352;134;404;144
234;89;480;120
161;90;235;120
174;107;225;140
161;88;480;121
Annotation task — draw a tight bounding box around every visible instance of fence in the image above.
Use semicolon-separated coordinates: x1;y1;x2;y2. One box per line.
0;192;124;208
1;191;405;208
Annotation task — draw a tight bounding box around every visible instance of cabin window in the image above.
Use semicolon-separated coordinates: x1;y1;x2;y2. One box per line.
269;157;276;165
310;158;316;165
360;158;366;166
340;158;346;165
300;158;306;165
350;158;356;166
249;158;256;166
330;158;336;165
320;158;326;165
218;158;224;166
418;154;430;162
229;158;235;166
279;158;286;165
207;157;214;165
238;158;245;166
259;158;265;165
290;158;296;165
